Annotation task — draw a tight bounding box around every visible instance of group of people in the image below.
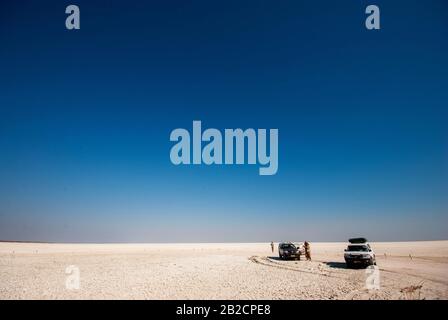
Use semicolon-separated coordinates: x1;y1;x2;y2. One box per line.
270;241;311;260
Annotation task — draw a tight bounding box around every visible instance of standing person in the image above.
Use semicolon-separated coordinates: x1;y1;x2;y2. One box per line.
270;241;274;253
304;241;311;261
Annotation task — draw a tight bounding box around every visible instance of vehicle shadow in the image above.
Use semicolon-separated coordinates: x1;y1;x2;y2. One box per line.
268;256;301;261
268;256;282;261
325;262;367;270
325;262;348;269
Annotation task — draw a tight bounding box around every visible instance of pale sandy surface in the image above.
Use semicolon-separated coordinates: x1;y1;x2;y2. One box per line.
1;241;447;300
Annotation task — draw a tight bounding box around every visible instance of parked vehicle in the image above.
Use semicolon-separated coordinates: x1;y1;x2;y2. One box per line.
278;242;302;260
344;237;376;268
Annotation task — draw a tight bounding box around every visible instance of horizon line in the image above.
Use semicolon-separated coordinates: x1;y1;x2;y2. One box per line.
2;239;448;244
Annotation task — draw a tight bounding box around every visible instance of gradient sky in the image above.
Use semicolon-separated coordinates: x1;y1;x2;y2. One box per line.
0;1;447;242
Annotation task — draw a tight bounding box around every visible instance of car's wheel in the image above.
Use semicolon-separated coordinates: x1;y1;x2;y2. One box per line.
279;253;283;259
346;262;352;269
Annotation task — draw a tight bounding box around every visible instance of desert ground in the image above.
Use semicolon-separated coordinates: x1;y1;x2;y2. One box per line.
0;241;447;300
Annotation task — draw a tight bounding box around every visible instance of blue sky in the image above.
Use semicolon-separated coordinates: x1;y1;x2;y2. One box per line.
0;1;447;242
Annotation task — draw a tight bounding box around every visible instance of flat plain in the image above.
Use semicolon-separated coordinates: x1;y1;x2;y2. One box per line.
1;241;447;299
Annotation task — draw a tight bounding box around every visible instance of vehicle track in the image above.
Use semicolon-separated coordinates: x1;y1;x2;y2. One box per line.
249;256;371;299
249;256;353;281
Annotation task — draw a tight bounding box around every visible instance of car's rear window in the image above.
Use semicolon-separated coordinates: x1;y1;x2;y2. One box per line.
347;245;369;252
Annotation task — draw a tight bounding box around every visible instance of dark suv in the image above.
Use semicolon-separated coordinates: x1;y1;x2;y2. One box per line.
278;242;300;260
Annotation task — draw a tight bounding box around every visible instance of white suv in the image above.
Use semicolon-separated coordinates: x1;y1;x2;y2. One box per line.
344;238;376;268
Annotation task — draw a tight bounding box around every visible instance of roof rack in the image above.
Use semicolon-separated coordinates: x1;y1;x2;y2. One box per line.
348;237;368;244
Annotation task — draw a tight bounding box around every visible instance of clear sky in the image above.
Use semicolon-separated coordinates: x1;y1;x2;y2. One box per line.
0;1;447;242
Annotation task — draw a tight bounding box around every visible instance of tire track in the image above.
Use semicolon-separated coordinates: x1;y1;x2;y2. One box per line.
249;256;354;281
